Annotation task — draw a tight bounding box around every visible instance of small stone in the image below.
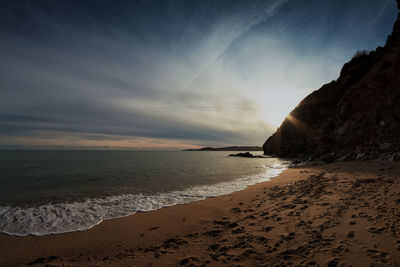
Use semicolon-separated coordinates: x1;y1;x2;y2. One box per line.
348;231;355;238
356;153;365;160
337;126;345;136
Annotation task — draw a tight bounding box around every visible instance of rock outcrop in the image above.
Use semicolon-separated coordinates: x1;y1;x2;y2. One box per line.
263;0;400;161
229;152;267;158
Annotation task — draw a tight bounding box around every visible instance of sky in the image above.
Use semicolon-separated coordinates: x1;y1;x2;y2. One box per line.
0;0;397;150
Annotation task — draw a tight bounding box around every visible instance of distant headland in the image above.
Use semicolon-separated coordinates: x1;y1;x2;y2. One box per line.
183;146;262;151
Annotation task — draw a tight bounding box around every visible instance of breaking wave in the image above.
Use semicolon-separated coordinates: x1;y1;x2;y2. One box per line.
0;163;287;236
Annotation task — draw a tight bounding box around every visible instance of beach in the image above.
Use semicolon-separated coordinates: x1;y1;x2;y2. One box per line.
1;0;399;266
1;160;400;266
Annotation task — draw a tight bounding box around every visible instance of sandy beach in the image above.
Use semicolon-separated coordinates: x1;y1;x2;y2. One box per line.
1;0;399;266
1;161;400;266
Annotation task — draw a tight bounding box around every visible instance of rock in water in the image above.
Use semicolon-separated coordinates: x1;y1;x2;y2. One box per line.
229;152;267;158
229;152;255;158
263;0;400;159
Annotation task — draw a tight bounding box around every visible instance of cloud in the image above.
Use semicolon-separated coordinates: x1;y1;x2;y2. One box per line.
0;0;397;149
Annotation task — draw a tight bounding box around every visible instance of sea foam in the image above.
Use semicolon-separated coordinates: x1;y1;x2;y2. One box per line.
0;163;287;236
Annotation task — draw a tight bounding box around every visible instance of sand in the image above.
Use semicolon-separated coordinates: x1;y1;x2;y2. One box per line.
1;161;400;266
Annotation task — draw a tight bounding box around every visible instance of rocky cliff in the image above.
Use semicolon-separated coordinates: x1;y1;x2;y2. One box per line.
263;0;400;161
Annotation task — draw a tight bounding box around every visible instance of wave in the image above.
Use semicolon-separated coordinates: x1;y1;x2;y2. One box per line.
0;163;287;236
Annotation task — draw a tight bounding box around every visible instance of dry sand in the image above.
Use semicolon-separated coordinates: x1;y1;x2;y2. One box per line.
1;161;400;266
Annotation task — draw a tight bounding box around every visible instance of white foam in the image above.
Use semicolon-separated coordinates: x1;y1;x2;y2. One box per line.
0;163;287;236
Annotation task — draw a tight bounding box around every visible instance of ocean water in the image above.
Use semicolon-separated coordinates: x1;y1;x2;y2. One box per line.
0;150;288;236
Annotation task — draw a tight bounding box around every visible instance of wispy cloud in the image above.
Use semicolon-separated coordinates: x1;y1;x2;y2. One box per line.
0;0;397;149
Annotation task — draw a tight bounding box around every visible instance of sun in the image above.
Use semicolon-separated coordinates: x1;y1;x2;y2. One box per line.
261;90;302;127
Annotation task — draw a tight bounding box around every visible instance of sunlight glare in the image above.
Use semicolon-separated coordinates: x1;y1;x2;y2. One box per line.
261;89;305;127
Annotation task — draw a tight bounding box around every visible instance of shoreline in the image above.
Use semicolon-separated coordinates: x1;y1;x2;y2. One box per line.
0;161;288;237
1;160;399;266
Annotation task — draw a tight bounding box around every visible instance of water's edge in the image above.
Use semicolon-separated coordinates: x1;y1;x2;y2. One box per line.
0;164;288;237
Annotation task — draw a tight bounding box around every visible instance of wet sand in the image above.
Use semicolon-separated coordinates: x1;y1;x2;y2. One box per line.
1;161;400;266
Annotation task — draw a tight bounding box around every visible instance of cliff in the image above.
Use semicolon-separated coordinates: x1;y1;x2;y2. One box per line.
263;0;400;161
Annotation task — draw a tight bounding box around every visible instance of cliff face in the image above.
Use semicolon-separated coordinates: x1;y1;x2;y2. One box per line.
263;0;400;161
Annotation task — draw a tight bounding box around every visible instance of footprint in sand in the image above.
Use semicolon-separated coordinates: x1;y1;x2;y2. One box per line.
231;207;241;213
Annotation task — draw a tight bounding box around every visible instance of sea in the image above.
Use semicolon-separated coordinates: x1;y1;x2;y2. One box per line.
0;150;289;236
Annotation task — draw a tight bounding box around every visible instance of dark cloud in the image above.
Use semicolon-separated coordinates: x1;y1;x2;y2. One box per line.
0;0;397;148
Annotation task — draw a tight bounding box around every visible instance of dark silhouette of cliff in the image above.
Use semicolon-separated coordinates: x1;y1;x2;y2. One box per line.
263;0;400;161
